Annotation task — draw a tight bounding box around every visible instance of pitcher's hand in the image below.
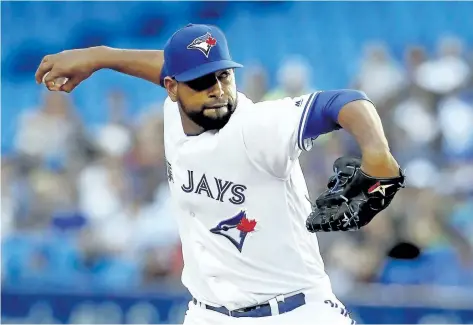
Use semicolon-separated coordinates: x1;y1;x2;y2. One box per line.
35;46;106;92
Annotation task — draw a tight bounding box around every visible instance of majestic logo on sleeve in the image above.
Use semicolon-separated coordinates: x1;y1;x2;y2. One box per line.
187;32;217;58
165;156;173;183
210;210;257;252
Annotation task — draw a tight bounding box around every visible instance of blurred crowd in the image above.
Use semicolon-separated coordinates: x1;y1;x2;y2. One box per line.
2;35;473;294
2;89;184;290
258;36;473;294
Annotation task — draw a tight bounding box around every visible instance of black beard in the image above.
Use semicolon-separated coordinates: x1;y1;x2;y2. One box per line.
181;96;238;132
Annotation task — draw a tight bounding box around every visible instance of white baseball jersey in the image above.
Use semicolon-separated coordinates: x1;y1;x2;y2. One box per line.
163;92;333;311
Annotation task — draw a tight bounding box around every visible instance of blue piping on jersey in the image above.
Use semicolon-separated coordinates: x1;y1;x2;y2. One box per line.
297;92;318;151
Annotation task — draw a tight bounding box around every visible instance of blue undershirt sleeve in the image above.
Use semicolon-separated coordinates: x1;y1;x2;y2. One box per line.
297;90;372;151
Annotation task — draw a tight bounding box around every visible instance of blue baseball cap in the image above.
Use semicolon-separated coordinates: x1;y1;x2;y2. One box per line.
163;24;243;82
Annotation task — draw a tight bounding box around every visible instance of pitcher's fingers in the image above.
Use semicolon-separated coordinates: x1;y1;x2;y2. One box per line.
43;69;67;85
45;75;68;91
60;77;81;93
35;56;54;84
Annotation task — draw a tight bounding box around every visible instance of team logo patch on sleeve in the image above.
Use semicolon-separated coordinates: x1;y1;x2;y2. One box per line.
187;32;217;58
210;210;257;252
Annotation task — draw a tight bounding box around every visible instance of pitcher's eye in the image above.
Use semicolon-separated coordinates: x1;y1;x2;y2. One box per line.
218;71;231;80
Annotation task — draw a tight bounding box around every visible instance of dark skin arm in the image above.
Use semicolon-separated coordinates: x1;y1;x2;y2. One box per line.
35;46;165;92
337;100;400;178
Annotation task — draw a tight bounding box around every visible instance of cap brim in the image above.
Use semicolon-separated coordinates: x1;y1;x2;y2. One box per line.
174;60;243;82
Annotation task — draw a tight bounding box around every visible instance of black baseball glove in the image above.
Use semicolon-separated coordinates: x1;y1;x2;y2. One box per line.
306;156;405;232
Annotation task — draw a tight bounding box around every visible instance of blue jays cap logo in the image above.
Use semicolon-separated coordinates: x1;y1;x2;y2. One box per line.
187;32;217;58
210;210;257;252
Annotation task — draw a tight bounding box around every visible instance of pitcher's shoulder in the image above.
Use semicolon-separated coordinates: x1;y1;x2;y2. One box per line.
234;94;293;118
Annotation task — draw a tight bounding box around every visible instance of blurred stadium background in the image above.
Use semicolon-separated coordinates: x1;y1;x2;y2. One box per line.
2;1;473;324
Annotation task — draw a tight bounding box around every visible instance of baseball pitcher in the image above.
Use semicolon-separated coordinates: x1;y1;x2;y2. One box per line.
35;24;405;325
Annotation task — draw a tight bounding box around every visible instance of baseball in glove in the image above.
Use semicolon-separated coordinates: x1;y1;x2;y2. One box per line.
306;156;405;232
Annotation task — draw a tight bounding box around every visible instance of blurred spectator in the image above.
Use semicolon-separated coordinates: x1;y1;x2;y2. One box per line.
14;91;87;171
78;89;133;223
1;159;17;237
83;182;179;261
391;95;440;162
415;36;471;96
403;158;440;189
106;89;131;128
28;166;77;229
129;110;167;203
353;42;406;107
404;45;428;83
241;63;269;103
78;154;130;224
264;55;314;100
437;94;473;162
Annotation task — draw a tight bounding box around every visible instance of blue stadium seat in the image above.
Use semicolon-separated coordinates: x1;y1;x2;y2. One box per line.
378;247;473;286
92;258;141;290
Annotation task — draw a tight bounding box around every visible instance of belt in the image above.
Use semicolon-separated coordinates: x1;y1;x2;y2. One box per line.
192;292;306;318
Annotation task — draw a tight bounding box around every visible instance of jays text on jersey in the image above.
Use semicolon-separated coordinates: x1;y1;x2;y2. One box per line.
163;91;363;311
